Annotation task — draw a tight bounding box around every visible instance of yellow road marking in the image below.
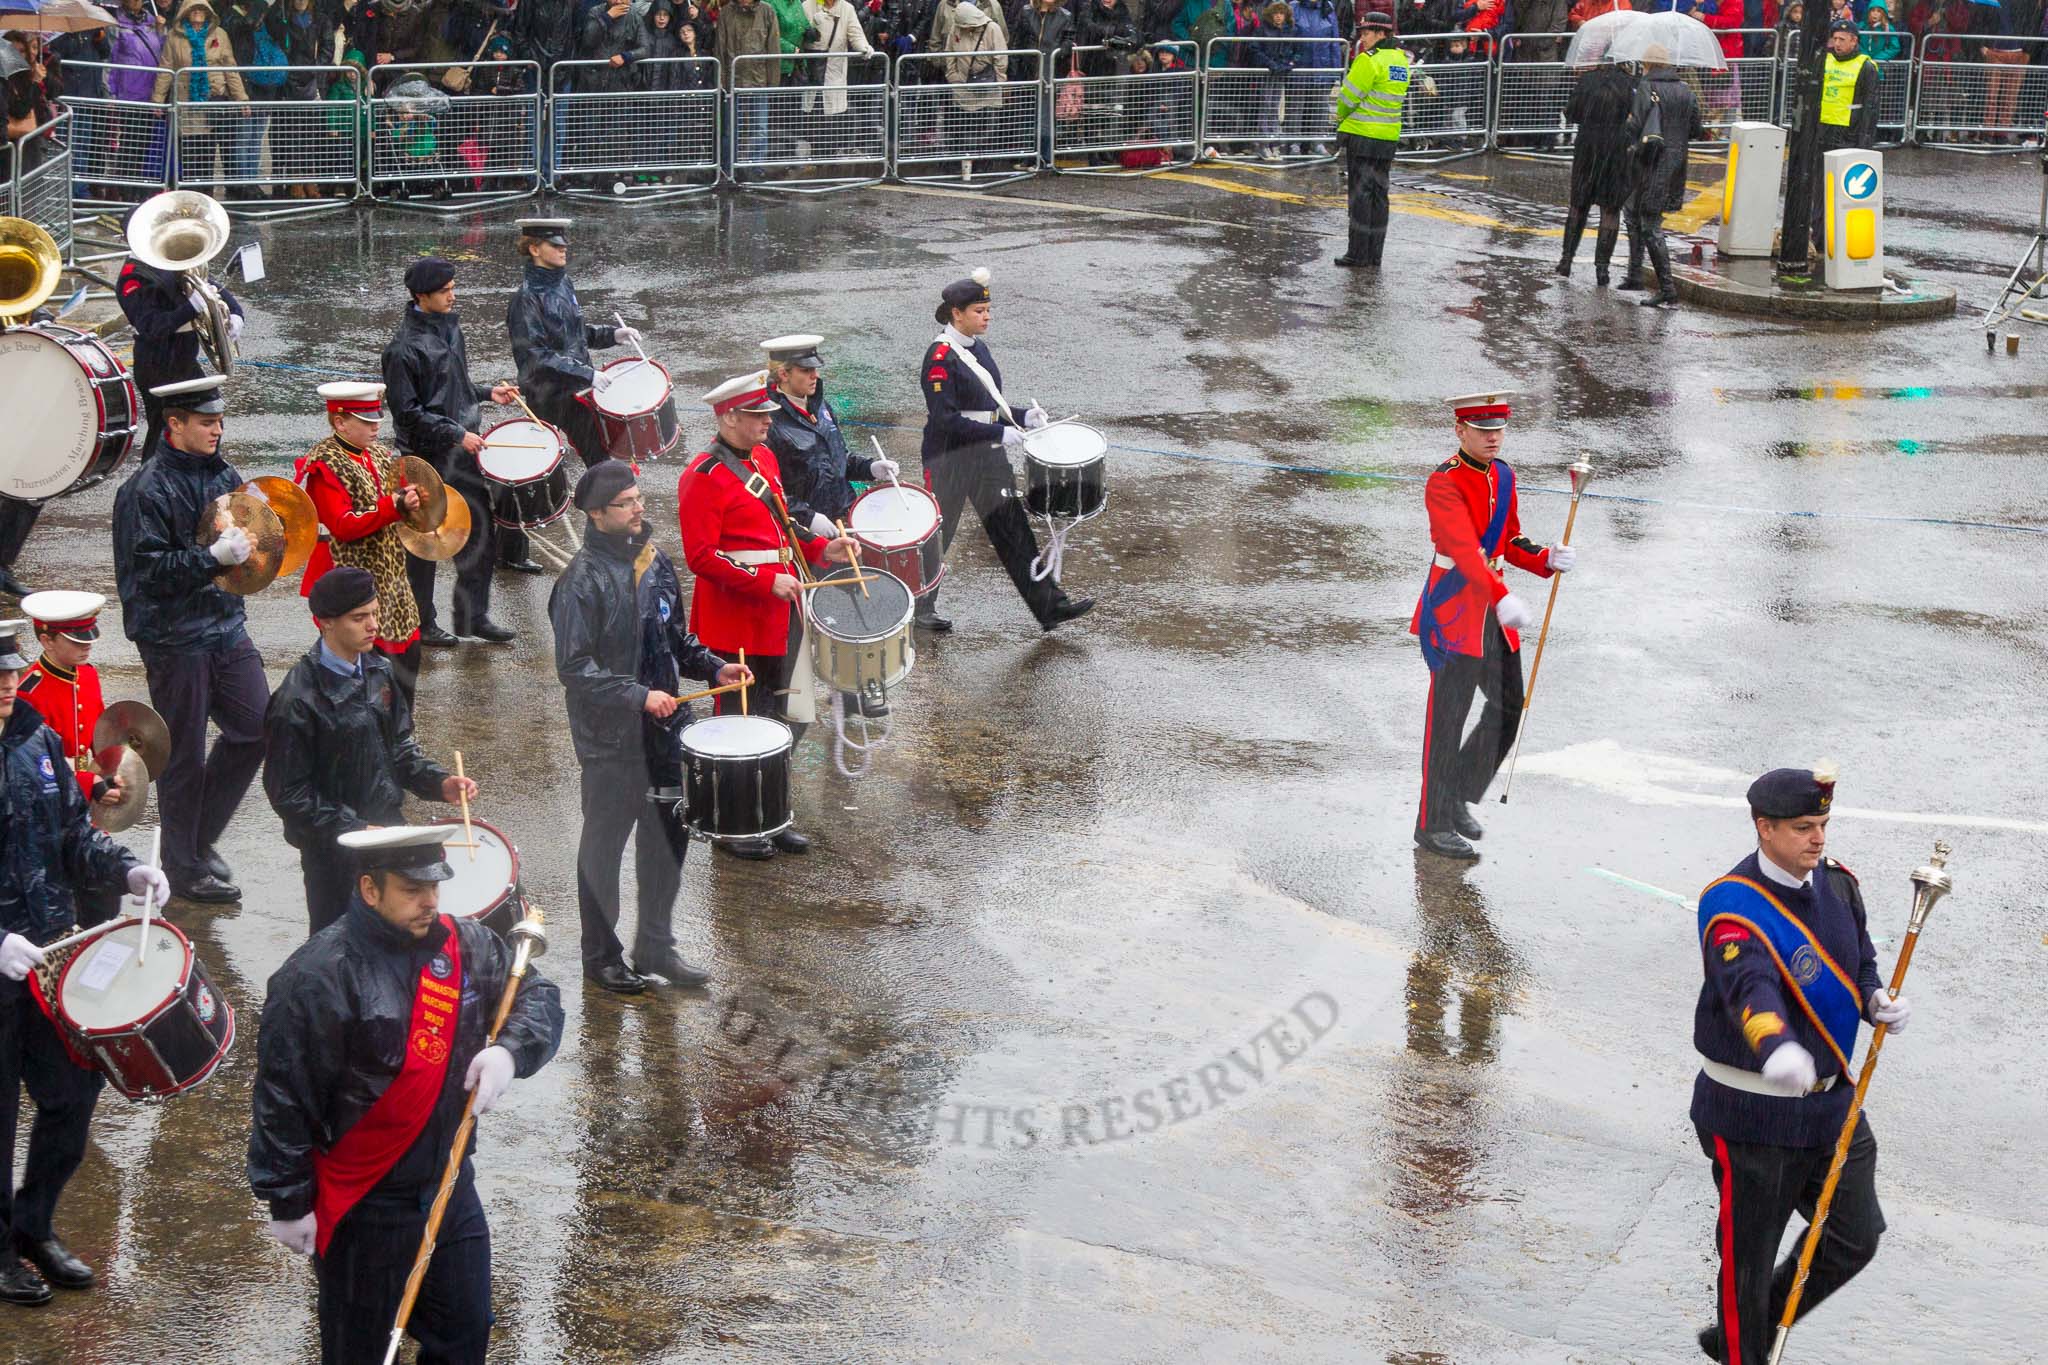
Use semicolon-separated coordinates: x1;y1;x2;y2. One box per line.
1150;170;1320;203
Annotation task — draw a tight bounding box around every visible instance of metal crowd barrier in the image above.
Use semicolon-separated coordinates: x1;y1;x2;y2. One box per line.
1781;30;1915;148
1396;34;1491;163
892;49;1043;187
63;63;174;206
549;58;721;200
729;52;888;193
1200;38;1343;164
7;110;73;263
367;61;542;212
1700;29;1782;145
171;65;362;218
1489;32;1576;159
1907;35;2047;151
1050;44;1198;175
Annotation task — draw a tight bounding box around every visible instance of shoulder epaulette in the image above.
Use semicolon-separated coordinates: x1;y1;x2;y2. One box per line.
1824;856;1858;882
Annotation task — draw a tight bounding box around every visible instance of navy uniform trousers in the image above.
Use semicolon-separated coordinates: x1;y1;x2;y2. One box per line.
0;983;103;1249
1698;1114;1885;1365
316;1172;491;1365
138;634;269;887
575;750;691;974
1417;614;1523;834
923;444;1059;625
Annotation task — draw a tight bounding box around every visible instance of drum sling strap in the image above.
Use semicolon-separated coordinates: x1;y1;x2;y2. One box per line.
702;443;819;724
310;916;464;1255
935;333;1015;427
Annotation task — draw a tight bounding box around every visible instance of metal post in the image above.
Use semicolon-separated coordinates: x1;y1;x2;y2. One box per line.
1776;6;1831;274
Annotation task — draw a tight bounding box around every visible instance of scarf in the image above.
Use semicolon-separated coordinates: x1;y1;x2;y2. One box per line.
182;18;211;102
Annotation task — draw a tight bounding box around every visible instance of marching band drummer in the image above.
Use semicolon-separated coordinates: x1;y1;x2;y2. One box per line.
0;619;168;1308
110;376;268;906
762;334;899;537
505;218;644;479
382;255;525;647
918;268;1093;635
262;568;476;938
248;825;564;1365
677;373;861;862
297;382;429;709
17;591;130;927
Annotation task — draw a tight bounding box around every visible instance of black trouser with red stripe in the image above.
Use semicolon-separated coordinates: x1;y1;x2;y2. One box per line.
1696;1117;1885;1365
1417;615;1523;834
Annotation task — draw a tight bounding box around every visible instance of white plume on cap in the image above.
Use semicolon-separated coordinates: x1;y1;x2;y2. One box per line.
1811;759;1839;785
971;267;991;286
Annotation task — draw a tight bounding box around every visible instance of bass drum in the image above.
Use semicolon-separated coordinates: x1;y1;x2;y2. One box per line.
0;324;140;501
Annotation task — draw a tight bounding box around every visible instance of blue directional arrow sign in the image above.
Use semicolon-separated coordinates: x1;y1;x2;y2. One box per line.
1843;163;1878;200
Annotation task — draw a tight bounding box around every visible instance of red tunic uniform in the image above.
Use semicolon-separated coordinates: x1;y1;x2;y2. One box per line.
18;657;104;801
677;441;828;655
294;440;420;652
1407;452;1553;660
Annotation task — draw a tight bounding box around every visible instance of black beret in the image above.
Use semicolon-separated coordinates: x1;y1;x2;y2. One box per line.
1362;10;1394;27
309;566;377;619
1747;766;1837;820
573;459;639;511
404;256;456;296
936;268;993;321
1828;18;1859;35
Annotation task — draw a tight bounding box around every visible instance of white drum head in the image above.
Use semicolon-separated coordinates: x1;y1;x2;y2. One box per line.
433;821;517;922
1023;423;1107;468
850;485;940;548
681;714;794;759
595;358;671;417
478;420;564;483
60;920;189;1030
0;328;99;499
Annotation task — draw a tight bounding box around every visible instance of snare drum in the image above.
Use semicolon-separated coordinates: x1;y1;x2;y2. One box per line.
677;714;793;842
1023;423;1108;523
430;817;521;938
477;419;572;529
847;484;945;597
592;357;681;463
56;918;235;1101
0;324;140;501
808;567;914;695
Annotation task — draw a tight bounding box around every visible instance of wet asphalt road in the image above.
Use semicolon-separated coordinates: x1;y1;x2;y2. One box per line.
14;149;2048;1363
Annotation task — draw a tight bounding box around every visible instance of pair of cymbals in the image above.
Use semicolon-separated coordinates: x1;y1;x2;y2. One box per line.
90;748;152;832
398;477;471;561
397;456;449;534
200;478;320;594
89;699;169;834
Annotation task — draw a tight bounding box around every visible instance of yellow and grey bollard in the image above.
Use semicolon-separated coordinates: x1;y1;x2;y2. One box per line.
1822;148;1885;290
1717;122;1786;259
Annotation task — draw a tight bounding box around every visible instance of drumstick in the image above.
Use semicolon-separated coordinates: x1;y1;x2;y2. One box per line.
836;519;869;599
511;391;550;430
797;573;884;589
454;751;476;863
613;311;653;373
738;649;749;716
673;679;748;706
869;435;907;494
138;823;161;965
473;441;553;449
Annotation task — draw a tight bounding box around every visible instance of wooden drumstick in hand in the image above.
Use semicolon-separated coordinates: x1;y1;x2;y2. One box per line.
454;751;476;862
738;649;749;716
836;519;869;599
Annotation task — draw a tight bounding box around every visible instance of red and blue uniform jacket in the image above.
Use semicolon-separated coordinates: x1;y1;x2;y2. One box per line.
1408;451;1552;667
677;439;829;656
18;657;103;803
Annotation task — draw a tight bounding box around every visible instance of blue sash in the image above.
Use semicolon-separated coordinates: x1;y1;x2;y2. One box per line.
1698;875;1861;1074
1417;459;1513;673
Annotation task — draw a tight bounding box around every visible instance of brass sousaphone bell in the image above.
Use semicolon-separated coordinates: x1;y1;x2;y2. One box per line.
126;190;238;375
0;216;63;325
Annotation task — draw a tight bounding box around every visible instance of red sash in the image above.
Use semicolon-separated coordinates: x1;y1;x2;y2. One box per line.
310;918;464;1255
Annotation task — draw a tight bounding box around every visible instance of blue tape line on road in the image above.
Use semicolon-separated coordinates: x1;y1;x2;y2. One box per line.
238;360;2048;539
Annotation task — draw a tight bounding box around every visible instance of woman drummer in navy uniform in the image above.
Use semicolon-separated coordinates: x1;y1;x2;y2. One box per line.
762;334;899;538
916;268;1093;635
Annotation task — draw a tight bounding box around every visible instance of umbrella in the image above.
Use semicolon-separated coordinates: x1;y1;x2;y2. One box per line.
0;0;117;33
1564;9;1643;68
1604;10;1728;69
0;36;25;78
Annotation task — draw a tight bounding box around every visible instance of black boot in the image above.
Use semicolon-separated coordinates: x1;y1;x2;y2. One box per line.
913;587;952;632
1556;204;1587;277
1641;226;1678;307
983;499;1063;627
1594;216;1620;287
1617;217;1647;289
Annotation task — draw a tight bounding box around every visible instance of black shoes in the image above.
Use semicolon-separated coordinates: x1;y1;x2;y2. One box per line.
1414;829;1480;861
1040;596;1095;632
1450;804;1484;840
1640;289;1680;308
913;611;953;633
1554;259;1571;277
0;567;32;599
173;874;241;904
1696;1324;1720;1360
1615;275;1647;291
461;618;516;644
500;557;545;576
14;1237;90;1290
1596;267;1611;287
0;1255;49;1306
199;845;233;882
1334;255;1376;269
585;961;647;995
771;828;810;854
718;838;776;861
419;624;460;648
633;951;711;989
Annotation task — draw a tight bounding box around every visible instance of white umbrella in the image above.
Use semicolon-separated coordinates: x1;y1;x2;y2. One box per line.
0;0;118;34
1563;10;1643;68
1604;10;1727;69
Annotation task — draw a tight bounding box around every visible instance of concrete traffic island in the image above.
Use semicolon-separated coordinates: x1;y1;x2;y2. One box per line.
1674;253;1957;322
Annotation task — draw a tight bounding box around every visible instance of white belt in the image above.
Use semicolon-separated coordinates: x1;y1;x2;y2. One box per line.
723;549;783;566
1432;552;1504;572
1700;1058;1838;1097
962;410;997;422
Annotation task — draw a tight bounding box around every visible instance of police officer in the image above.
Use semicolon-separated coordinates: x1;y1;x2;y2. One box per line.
762;333;899;536
917;270;1093;634
1409;392;1576;860
504;218;643;476
1691;765;1912;1365
248;825;564;1365
0;620;168;1306
1809;19;1879;248
263;568;477;937
115;233;244;465
382;255;525;646
110;376;268;904
548;463;750;993
1330;11;1409;270
17;591;130;927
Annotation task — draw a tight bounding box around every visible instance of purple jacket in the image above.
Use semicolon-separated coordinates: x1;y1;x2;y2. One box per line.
107;8;167;101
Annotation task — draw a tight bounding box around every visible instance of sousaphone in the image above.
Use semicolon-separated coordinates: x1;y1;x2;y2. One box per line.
126;191;238;375
0;216;62;326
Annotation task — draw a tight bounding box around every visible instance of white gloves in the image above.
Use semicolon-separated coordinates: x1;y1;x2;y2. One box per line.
0;933;46;982
1494;592;1533;631
1023;404;1050;430
1870;988;1911;1033
614;325;644;347
226;312;245;343
1000;426;1028;452
464;1044;516;1115
1761;1041;1819;1096
127;864;170;906
267;1213;317;1255
589;370;614;396
808;511;835;538
1547;543;1577;573
210;525;253;566
868;457;900;482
